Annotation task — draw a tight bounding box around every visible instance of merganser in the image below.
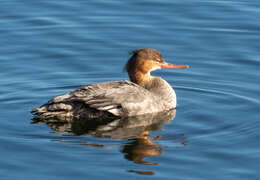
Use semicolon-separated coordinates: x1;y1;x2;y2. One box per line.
31;48;188;120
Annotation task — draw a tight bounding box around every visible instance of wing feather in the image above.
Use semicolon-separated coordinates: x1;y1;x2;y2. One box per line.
32;80;161;118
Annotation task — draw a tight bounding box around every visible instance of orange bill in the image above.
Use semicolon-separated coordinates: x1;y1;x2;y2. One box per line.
160;62;189;69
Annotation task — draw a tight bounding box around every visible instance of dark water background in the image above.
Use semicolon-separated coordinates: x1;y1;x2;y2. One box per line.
1;0;260;179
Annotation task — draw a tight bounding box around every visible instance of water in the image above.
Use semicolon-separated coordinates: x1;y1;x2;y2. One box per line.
1;0;260;179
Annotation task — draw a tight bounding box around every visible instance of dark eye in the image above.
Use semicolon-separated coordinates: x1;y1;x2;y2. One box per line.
155;57;163;62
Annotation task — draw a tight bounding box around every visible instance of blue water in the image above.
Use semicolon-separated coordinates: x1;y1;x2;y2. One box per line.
1;0;260;179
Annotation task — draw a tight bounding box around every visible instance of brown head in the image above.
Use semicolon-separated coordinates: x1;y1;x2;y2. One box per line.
125;48;188;85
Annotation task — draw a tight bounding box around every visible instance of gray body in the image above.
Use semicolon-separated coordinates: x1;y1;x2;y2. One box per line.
31;77;176;120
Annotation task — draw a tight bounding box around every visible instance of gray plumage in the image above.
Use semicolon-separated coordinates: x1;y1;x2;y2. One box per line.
31;79;176;120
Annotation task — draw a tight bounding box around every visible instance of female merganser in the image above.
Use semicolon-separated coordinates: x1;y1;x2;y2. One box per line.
31;48;188;120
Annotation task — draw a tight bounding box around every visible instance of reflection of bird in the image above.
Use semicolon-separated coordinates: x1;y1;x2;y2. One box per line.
31;48;188;120
121;131;162;165
121;132;188;167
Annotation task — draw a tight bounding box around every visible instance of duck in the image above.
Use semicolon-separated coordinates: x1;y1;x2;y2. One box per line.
31;48;188;120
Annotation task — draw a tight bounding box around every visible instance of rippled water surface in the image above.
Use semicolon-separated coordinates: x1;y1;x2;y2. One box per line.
1;0;260;179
